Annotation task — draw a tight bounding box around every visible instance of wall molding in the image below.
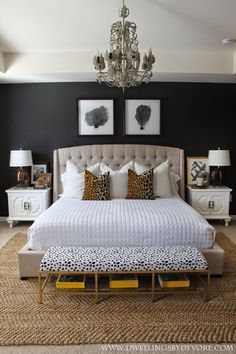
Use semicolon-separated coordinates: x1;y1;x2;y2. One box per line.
0;51;235;83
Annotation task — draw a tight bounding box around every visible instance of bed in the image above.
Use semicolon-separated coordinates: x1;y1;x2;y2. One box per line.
18;144;224;278
28;198;215;251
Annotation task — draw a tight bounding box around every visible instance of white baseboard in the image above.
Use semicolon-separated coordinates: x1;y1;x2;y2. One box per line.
230;215;236;220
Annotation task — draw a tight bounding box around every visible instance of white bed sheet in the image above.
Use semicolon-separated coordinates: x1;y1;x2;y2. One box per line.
28;197;215;251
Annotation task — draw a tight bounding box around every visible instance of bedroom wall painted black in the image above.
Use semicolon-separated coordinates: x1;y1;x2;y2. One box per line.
0;81;236;216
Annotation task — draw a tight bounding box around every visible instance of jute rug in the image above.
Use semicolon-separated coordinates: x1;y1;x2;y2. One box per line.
0;233;236;345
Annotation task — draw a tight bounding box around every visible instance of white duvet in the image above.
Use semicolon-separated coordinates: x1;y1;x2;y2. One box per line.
27;197;215;251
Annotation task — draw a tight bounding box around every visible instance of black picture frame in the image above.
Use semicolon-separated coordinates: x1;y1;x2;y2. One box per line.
78;99;114;136
124;98;161;136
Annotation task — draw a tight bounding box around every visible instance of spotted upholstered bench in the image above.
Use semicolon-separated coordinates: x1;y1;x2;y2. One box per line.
39;246;210;303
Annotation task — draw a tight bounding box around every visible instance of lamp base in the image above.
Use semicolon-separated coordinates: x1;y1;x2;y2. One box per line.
210;167;222;186
16;168;30;187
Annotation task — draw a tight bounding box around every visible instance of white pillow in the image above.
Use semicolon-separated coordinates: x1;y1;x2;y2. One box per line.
134;160;172;198
61;160;82;189
62;161;100;198
66;159;79;173
61;160;100;185
170;172;180;196
61;172;67;190
100;161;134;198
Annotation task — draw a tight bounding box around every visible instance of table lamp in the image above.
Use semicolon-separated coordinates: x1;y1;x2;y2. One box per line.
10;149;33;187
208;148;230;186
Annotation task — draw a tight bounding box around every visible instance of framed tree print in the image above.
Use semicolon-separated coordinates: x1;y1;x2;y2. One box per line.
78;99;114;135
124;99;161;135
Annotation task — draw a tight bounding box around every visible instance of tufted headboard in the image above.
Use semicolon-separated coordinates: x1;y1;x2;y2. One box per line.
53;144;185;201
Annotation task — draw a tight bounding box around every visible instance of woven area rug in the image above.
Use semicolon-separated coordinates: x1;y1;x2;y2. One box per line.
0;233;236;345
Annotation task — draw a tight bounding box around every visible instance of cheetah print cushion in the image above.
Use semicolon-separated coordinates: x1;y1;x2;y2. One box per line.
40;246;208;272
126;168;154;200
82;170;110;200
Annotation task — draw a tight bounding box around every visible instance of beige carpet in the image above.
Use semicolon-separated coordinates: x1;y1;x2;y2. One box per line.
0;233;236;345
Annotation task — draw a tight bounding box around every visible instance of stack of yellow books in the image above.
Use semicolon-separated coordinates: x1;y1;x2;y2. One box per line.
109;274;138;289
56;275;85;289
158;273;190;288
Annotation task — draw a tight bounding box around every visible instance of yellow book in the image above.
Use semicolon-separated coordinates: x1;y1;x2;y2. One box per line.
56;275;85;289
158;273;190;288
109;274;139;289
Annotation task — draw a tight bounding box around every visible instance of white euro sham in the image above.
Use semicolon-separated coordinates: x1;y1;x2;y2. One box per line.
100;161;134;198
62;161;100;198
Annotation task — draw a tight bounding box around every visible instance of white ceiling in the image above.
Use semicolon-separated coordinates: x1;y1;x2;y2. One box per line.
0;0;236;83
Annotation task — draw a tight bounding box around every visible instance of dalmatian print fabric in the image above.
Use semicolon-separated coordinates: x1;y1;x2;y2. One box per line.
40;246;208;272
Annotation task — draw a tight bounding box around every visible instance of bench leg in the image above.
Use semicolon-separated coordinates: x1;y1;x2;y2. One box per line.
95;273;99;304
151;272;155;302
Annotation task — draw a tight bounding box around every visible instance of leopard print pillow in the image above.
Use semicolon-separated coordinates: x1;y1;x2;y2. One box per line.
82;170;110;200
126;169;155;200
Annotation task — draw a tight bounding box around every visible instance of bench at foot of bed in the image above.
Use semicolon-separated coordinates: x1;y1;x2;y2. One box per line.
38;245;211;304
18;242;225;279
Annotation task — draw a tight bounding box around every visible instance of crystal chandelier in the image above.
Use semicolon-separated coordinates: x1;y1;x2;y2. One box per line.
93;0;155;91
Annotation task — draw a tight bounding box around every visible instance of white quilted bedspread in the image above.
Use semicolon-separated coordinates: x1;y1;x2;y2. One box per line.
28;197;215;251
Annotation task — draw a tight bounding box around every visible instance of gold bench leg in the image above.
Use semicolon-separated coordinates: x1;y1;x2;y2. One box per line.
95;273;99;304
151;272;155;302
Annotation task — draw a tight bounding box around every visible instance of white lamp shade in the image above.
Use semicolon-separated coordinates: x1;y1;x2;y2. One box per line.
208;149;231;167
10;150;33;167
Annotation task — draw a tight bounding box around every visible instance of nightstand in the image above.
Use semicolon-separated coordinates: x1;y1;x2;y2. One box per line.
5;187;51;228
187;185;232;226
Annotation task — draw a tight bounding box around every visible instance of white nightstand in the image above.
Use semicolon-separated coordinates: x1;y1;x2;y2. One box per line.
187;185;232;226
6;187;51;228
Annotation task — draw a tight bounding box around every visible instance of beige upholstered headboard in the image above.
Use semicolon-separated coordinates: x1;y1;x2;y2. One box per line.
53;144;185;201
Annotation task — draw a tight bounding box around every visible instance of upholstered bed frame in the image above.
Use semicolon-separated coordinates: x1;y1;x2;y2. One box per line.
53;144;185;201
18;144;224;278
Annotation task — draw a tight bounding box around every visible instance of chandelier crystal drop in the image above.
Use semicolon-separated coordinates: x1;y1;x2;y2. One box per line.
93;0;155;91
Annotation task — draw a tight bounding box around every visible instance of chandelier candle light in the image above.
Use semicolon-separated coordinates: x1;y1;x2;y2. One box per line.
93;0;155;90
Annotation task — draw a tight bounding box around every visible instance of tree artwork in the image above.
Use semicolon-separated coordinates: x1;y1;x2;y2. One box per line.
85;106;108;128
135;105;151;130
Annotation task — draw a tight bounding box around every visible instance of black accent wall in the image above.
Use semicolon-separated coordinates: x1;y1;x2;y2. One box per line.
0;81;236;216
